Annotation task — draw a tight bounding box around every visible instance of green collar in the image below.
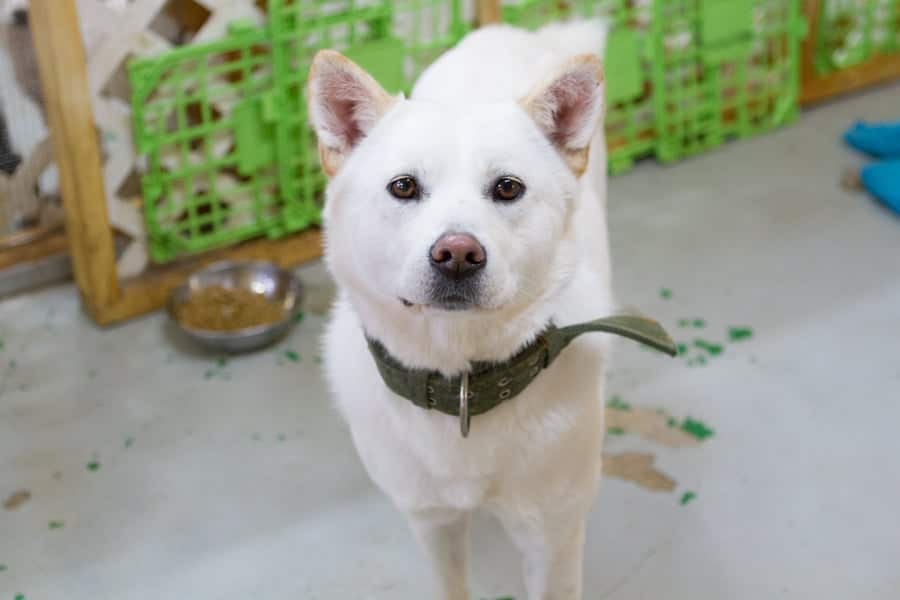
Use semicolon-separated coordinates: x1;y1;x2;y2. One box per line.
366;314;677;437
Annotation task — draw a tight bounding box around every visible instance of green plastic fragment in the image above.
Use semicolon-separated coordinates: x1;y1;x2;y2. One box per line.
687;355;708;367
86;461;100;472
694;339;723;356
0;563;7;572
680;491;697;505
284;350;300;362
659;287;673;299
607;427;626;436
681;418;714;441
607;396;631;411
729;327;753;342
48;520;64;530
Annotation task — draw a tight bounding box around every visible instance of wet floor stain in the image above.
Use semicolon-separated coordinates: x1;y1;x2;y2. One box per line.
605;398;714;495
3;490;31;511
603;452;676;492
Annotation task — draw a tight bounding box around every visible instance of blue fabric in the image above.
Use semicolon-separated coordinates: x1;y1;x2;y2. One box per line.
843;120;900;159
860;160;900;215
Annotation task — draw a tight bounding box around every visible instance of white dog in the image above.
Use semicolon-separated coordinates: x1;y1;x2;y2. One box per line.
308;20;673;600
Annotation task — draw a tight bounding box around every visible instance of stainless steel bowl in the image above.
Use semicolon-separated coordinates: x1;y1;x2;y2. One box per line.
168;261;303;353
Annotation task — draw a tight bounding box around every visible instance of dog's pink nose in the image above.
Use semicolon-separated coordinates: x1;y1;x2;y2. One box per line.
430;233;486;280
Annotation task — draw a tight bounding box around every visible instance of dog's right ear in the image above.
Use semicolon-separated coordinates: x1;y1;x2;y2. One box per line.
307;50;397;177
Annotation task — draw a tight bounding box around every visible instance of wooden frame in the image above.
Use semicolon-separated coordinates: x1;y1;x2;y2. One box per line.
800;0;900;105
477;0;501;25
28;0;321;326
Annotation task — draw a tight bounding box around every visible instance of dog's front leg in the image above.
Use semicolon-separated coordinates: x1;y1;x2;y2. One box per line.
499;509;589;600
407;508;471;600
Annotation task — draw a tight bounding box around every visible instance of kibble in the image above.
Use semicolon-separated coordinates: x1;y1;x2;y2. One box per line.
177;286;285;331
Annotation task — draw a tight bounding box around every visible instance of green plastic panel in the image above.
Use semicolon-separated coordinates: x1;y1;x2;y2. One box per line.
503;0;655;174
503;0;805;171
605;28;644;103
345;37;408;94
129;0;466;264
815;0;900;74
651;0;805;163
701;0;755;46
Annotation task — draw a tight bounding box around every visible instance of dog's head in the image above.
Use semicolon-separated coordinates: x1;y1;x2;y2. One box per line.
308;50;603;318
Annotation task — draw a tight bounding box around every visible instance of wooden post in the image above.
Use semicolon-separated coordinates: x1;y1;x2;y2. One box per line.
477;0;502;26
29;0;120;317
799;0;821;97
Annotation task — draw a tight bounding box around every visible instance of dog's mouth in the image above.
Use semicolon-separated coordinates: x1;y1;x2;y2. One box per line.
399;275;488;312
400;296;480;312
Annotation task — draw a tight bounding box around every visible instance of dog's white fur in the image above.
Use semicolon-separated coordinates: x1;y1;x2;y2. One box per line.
309;20;612;600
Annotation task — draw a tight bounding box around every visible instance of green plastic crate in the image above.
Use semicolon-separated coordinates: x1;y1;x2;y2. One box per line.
129;0;466;264
503;0;657;174
650;0;806;163
815;0;900;74
267;0;468;235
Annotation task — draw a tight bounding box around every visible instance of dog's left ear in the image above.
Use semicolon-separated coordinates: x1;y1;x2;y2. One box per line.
307;50;397;176
520;55;604;175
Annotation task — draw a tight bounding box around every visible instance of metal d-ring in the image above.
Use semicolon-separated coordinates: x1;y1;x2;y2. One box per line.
459;372;470;438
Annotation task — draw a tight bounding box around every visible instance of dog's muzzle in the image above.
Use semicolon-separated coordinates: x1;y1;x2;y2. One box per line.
425;231;486;310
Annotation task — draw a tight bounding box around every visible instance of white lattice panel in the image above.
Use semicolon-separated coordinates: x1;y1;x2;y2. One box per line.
76;0;266;276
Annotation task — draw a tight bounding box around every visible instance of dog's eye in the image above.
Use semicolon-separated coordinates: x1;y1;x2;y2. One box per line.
492;177;525;202
388;176;420;200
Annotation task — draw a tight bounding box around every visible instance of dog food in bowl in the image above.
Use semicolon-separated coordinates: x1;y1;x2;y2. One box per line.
175;286;286;331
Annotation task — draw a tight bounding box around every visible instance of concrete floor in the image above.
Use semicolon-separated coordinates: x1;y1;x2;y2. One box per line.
2;82;900;600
